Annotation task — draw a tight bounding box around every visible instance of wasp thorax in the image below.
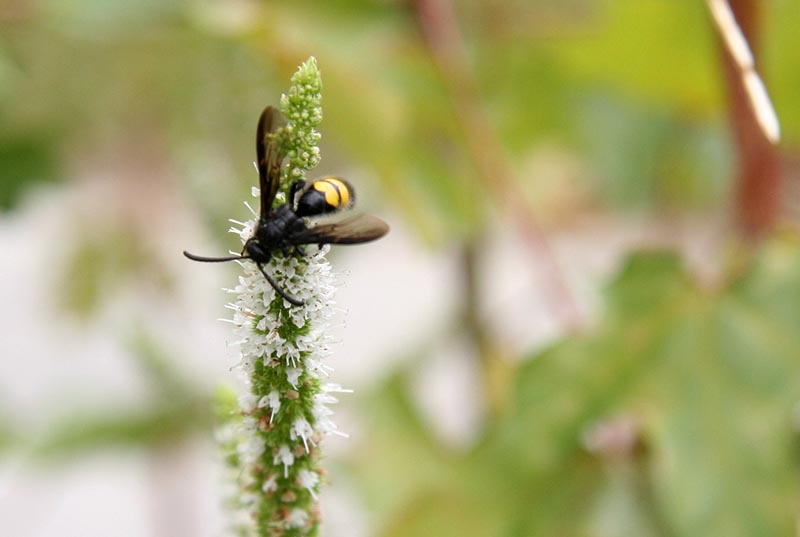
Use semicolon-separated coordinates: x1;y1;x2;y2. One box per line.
296;177;354;217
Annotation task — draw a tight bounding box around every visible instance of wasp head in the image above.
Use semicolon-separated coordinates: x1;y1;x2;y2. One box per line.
244;238;271;264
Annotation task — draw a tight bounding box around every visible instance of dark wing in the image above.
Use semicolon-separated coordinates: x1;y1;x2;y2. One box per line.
256;106;286;219
290;214;389;245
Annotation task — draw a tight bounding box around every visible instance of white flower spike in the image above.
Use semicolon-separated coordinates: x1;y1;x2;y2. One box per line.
211;57;358;537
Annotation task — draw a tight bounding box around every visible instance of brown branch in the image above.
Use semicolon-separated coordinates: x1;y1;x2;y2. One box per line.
717;0;781;237
412;0;584;331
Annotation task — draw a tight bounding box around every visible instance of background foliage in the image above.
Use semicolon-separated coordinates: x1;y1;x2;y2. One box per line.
2;1;800;536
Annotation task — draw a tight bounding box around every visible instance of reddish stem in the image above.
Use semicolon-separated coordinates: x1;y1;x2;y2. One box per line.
720;0;781;237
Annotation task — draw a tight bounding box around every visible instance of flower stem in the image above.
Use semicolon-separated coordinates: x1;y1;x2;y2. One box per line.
218;57;342;537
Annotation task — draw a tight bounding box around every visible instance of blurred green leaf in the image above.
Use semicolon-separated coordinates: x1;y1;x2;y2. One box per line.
59;226;174;318
380;488;496;537
584;460;666;537
0;416;16;454
574;96;732;209
24;331;213;459
348;371;454;520
127;326;197;397
357;236;800;536
0;135;59;210
764;0;800;144
31;396;212;459
555;0;719;111
507;238;800;535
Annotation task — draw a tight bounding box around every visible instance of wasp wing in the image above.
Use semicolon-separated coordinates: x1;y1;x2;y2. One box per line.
256;106;286;219
291;214;389;245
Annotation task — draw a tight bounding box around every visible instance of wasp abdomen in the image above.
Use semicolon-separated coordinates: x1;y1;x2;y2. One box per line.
296;177;354;217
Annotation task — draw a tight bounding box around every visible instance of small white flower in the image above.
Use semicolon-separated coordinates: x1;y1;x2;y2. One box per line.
238;393;258;413
214;422;237;445
258;390;282;423
241;416;257;432
314;393;338;406
273;445;295;478
284;346;301;367
297;469;319;499
240;492;260;507
286;367;302;388
323;383;353;394
262;474;278;494
286;508;309;529
237;435;265;467
290;417;315;452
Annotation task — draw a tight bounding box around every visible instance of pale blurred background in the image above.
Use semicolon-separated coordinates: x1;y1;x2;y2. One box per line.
2;1;800;536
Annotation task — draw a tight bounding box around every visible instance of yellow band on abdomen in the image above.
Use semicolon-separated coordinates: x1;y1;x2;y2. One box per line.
313;181;340;207
313;178;351;208
325;178;350;207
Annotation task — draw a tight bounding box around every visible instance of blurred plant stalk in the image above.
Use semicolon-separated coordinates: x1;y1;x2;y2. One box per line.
711;0;782;238
412;0;584;419
412;0;583;331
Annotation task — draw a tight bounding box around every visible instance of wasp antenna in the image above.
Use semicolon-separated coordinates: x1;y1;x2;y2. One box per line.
256;263;304;306
183;251;245;263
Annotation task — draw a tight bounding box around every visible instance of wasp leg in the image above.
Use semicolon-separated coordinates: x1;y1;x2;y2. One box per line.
294;245;307;257
257;263;304;306
183;251;243;263
289;179;306;208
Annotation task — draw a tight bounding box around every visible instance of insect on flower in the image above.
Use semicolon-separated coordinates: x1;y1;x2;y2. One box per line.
184;106;389;306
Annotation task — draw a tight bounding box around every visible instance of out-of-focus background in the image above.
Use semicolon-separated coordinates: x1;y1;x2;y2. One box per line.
3;1;800;535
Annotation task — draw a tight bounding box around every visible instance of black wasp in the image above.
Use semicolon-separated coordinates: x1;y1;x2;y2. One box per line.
183;105;389;306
